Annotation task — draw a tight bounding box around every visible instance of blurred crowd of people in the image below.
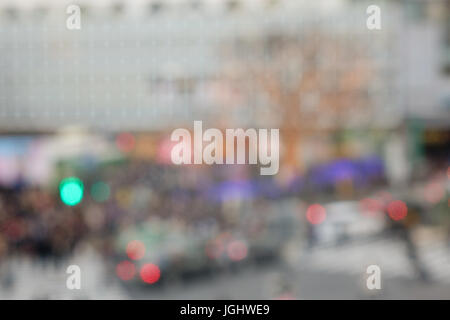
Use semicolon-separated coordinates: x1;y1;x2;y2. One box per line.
0;160;289;265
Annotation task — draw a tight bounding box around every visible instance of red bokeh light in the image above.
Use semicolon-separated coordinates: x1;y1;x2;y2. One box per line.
226;240;248;261
140;263;161;284
116;261;136;281
387;200;408;221
157;137;179;164
116;132;136;153
424;182;445;204
126;240;146;260
306;204;326;225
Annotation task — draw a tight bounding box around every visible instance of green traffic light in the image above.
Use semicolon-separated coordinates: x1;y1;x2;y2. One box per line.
59;177;84;206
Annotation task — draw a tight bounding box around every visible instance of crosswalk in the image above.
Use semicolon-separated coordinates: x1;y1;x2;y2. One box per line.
298;235;450;283
2;234;449;299
0;248;127;299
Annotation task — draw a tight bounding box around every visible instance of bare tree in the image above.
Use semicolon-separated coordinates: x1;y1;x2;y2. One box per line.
216;30;373;171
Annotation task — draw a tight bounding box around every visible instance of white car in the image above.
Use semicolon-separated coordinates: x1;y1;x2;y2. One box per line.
314;201;385;246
